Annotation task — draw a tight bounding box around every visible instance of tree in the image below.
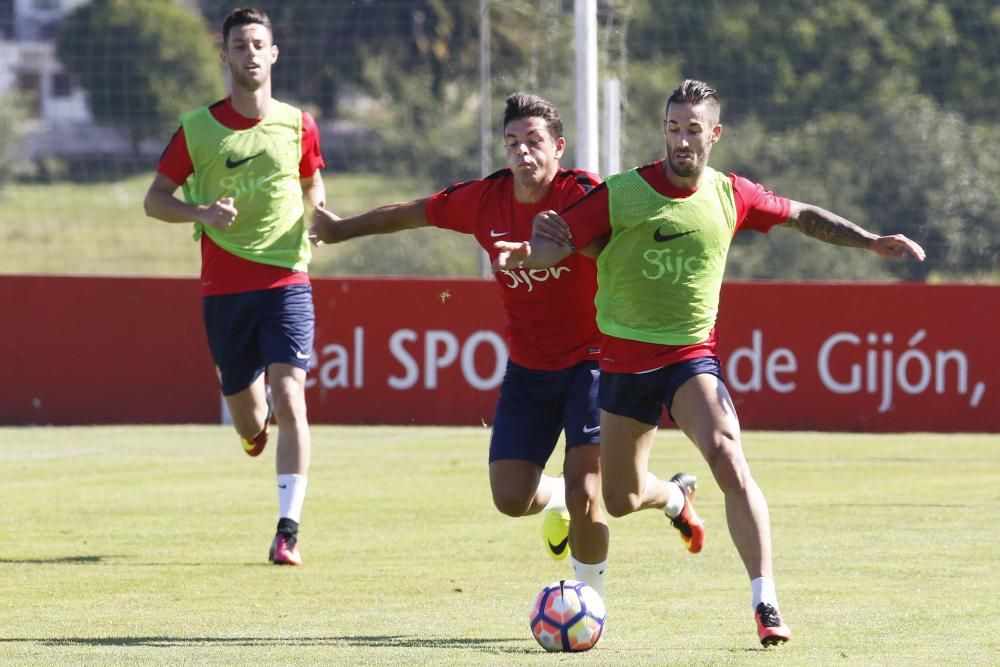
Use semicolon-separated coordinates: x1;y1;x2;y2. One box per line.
55;0;223;154
718;94;1000;282
620;0;1000;282
626;0;1000;129
198;1;487;116
0;93;28;189
196;0;590;182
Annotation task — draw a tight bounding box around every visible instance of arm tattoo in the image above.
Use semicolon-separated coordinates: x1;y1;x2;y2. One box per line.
784;207;872;249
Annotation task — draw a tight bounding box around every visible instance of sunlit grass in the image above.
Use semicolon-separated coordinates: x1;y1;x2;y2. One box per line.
0;426;997;665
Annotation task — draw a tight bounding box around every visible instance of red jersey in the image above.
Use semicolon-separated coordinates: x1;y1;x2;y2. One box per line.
425;168;602;371
563;160;791;373
156;97;326;296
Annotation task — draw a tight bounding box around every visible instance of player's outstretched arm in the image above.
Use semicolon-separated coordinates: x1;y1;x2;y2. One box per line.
493;235;572;271
494;209;598;270
309;198;429;245
533;210;575;251
144;172;237;230
533;209;607;259
784;200;926;261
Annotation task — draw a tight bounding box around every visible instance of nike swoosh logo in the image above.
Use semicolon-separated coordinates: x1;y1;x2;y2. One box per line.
225;152;264;169
295;350;310;360
653;228;695;243
582;425;600;434
548;537;569;556
490;230;509;237
278;484;287;489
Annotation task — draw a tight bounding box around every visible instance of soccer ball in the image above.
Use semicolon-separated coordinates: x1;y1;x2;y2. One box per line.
529;579;606;652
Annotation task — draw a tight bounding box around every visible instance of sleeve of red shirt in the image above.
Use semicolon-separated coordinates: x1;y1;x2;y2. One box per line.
424;179;484;234
300;110;325;178
563;183;611;250
156;127;192;187
558;169;601;207
730;173;790;233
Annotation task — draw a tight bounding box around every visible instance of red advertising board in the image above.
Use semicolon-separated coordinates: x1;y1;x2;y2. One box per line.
2;275;219;425
307;277;506;426
2;275;998;431
714;282;998;432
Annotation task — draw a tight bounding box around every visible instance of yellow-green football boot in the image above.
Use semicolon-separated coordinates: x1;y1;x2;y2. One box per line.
542;507;571;560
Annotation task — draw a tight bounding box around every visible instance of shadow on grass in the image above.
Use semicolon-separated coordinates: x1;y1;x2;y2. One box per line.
0;555;310;568
1;635;534;653
0;555;109;565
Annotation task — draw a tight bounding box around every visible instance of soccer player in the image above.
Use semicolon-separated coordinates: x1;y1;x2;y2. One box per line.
311;93;697;596
143;7;327;566
495;79;926;645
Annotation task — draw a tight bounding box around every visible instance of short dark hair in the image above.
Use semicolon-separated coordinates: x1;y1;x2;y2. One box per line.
503;92;563;139
222;7;273;46
666;79;720;117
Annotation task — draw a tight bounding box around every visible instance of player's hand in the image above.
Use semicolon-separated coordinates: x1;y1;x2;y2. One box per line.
493;240;531;271
309;205;344;245
871;234;926;261
200;197;237;230
533;210;574;251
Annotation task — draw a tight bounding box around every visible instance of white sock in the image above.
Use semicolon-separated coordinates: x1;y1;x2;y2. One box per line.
751;576;778;609
572;557;607;598
660;473;686;518
277;474;308;523
541;474;566;511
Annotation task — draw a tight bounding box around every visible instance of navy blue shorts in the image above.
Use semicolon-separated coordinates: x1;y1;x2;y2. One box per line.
202;284;315;396
600;356;725;425
489;359;601;466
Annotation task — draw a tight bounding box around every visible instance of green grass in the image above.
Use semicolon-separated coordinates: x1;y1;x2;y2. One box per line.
1;427;998;665
0;173;483;277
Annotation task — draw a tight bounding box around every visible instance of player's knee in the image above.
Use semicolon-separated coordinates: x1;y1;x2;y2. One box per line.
704;436;751;493
491;486;531;517
270;387;306;423
565;475;601;520
602;490;641;518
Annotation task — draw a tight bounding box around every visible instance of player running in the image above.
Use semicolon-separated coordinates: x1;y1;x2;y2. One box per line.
495;79;925;645
311;93;702;596
144;8;327;565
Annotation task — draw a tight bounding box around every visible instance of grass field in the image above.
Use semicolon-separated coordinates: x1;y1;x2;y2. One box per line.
1;426;997;666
